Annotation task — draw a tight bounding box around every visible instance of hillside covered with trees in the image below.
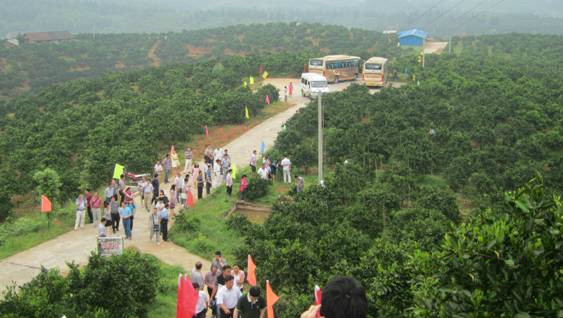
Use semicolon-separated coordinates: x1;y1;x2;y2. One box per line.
229;33;563;317
0;52;293;202
0;23;400;98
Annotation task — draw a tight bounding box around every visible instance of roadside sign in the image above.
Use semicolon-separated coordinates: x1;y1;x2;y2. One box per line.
97;236;124;256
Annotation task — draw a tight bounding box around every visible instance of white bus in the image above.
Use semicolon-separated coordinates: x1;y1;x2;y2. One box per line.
362;57;388;88
308;55;361;83
300;73;329;97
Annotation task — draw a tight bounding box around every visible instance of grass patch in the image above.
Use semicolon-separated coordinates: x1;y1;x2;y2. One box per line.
170;186;241;262
149;262;186;318
416;174;448;188
0;206;75;260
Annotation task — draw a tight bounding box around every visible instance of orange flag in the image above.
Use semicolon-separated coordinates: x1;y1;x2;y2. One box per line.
266;280;279;318
41;195;52;213
187;190;194;207
247;255;257;286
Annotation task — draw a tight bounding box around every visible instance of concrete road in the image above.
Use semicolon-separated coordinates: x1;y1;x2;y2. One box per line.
0;77;356;292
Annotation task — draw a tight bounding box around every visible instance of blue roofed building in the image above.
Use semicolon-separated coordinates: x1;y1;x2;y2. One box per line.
398;29;428;46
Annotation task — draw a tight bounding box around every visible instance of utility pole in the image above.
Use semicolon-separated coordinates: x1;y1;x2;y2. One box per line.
317;93;323;184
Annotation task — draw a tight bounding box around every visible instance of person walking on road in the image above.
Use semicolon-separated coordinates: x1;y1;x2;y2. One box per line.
289;81;293;97
169;185;177;217
142;177;153;212
110;194;120;233
149;207;160;244
283;86;288;103
85;189;93;224
154;161;163;179
214;159;222;187
232;265;245;293
74;193;87;230
90;192;103;226
163;154;172;184
151;174;160;205
194;282;210;318
249;150;257;173
184;147;193;173
192;261;205;289
205;164;213;195
217;275;242;318
205;265;220;317
119;201;132;239
159;204;169;241
281;156;292;183
197;170;204;199
233;286;266;318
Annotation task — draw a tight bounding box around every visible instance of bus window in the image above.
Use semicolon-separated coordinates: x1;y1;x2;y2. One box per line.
365;63;383;71
309;59;323;67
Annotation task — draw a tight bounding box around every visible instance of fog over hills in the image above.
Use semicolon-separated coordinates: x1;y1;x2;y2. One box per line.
1;0;562;36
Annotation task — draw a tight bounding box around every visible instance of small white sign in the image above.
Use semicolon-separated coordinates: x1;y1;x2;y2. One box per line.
97;236;124;256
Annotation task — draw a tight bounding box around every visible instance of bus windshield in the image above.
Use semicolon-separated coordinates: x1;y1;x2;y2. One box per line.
365;63;382;71
311;80;328;88
309;59;323;66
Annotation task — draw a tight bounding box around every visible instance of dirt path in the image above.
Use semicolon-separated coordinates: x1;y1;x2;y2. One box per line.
0;78;346;292
148;40;161;67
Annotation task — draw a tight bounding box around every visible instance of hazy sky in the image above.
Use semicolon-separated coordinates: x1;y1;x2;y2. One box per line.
1;0;561;36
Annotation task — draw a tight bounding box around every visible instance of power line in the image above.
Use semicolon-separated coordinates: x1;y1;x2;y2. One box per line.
420;0;467;30
442;0;509;35
408;0;449;27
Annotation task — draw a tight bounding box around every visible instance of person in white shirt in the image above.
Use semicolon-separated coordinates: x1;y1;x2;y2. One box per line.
214;159;222;187
217;275;242;318
249;150;257;173
232;265;246;292
281;156;292;183
226;169;233;197
98;217;107;237
193;282;209;318
257;164;268;180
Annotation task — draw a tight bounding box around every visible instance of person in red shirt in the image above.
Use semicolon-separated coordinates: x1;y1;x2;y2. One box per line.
239;175;249;200
90;192;103;227
288;81;293;97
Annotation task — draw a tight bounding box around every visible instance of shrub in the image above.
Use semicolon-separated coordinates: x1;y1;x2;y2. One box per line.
414;186;460;223
0;193;13;222
227;213;253;235
0;249;161;318
385;208;451;250
242;178;270;201
256;84;279;104
173;213;201;234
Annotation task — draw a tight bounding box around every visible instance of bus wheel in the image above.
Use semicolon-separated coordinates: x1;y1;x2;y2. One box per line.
335;76;340;84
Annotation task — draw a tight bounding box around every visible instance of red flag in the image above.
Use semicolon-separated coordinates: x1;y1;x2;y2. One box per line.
247;255;257;286
177;274;198;318
205;125;209;139
176;274;187;318
184;275;198;318
41;195;52;213
266;280;279;318
314;285;322;318
265;95;270;105
187;190;194;207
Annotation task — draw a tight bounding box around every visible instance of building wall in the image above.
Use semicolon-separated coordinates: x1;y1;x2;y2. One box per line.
399;35;424;46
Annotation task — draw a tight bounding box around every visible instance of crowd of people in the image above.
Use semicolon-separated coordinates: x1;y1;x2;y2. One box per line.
189;251;367;318
75;143;306;243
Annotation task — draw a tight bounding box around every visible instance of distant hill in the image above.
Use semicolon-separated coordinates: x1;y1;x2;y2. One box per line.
0;23;401;98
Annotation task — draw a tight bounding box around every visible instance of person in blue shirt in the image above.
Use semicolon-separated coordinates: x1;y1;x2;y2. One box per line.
119;201;133;240
159;205;169;241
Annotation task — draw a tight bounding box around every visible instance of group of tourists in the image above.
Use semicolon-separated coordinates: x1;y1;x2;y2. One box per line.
190;251;367;318
191;251;262;318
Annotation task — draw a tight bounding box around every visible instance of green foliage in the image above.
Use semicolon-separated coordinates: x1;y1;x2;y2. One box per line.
413;186;460;223
0;193;12;222
385;208;451;251
0;249;161;318
411;177;563;318
226;213;253;235
242;177;270;201
32;168;62;204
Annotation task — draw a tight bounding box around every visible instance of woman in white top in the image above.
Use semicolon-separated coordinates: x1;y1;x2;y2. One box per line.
193;282;209;318
213;159;222;187
232;265;246;292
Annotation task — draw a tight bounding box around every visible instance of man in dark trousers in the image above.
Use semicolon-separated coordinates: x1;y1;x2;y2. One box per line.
151;174;160;205
234;286;266;318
